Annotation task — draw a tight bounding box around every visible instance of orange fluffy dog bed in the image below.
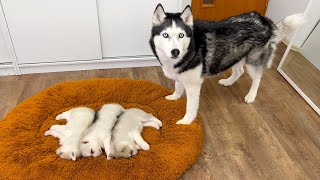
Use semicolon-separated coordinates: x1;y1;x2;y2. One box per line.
0;78;202;179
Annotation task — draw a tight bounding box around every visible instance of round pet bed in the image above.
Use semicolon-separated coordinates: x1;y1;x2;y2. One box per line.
0;78;203;179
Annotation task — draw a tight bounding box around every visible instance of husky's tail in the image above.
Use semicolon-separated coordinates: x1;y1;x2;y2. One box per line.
276;13;306;42
266;13;306;68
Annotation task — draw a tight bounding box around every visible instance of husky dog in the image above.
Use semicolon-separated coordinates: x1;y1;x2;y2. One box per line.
80;104;124;159
110;108;162;158
149;4;305;125
44;107;95;161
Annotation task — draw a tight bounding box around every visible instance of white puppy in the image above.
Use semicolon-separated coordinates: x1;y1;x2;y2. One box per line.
44;107;95;161
80;104;124;159
110;108;162;158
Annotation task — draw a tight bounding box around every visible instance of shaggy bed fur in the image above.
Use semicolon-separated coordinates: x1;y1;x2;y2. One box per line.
0;78;202;179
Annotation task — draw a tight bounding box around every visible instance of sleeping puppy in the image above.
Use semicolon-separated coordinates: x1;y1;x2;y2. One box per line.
110;108;162;158
44;107;95;161
79;104;124;159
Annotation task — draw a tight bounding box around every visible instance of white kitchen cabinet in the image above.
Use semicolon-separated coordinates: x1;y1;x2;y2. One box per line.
97;0;180;57
0;0;184;75
0;22;10;63
0;2;15;76
1;0;102;64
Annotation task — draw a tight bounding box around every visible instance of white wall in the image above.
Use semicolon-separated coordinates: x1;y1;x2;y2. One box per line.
266;0;309;23
300;23;320;69
0;17;10;63
265;0;320;49
266;0;309;48
181;0;191;10
294;0;320;48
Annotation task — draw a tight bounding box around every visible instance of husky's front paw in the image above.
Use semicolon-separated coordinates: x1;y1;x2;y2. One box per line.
218;79;233;86
176;119;192;125
165;94;180;100
244;92;256;103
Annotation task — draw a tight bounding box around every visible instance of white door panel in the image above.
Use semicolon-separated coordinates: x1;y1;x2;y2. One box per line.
97;0;180;57
1;0;102;64
300;22;320;70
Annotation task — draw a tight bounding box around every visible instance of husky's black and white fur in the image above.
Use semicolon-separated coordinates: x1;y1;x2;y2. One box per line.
149;4;304;124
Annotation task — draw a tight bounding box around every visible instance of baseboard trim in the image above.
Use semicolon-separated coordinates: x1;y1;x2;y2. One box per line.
0;63;15;76
18;57;161;74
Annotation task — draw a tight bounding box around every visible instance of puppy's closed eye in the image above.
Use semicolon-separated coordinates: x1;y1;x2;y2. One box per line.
82;141;89;144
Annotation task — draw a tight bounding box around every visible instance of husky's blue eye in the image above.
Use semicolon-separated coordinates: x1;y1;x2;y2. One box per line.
162;33;169;38
179;33;184;38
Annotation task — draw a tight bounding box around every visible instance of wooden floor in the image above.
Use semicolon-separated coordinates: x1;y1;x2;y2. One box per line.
282;49;320;108
1;45;320;179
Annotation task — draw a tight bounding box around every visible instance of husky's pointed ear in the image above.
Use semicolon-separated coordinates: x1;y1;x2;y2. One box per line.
181;5;193;26
153;4;166;25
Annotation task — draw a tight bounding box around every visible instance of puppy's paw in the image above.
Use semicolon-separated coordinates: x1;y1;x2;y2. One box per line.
44;130;50;136
107;155;112;160
55;114;65;120
135;144;141;150
141;143;150;151
165;94;180;101
244;92;256;103
151;117;162;127
131;148;138;156
176;119;192;125
56;147;62;155
218;79;233;86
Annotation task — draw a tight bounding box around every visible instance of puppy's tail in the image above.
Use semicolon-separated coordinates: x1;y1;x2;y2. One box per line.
276;13;306;42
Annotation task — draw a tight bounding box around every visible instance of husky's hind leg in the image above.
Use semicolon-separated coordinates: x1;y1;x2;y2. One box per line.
244;64;263;103
219;59;245;86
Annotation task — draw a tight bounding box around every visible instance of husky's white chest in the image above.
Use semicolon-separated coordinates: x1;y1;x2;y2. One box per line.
160;62;203;84
162;64;179;80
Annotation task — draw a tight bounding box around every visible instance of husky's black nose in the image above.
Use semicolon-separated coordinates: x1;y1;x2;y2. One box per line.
171;49;180;58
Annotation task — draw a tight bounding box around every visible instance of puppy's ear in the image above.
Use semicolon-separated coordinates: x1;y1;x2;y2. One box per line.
153;4;166;25
70;152;76;161
180;5;193;26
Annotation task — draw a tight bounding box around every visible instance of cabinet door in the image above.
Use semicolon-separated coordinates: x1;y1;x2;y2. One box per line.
1;0;102;64
97;0;180;57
